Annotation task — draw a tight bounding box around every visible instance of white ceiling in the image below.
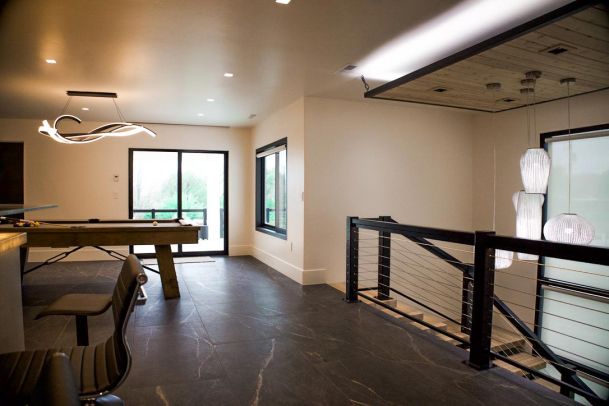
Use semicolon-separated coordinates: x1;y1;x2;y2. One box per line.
0;0;571;127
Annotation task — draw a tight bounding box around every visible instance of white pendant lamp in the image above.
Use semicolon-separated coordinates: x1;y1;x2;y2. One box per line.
543;78;595;245
520;148;551;193
519;73;551;194
513;191;544;260
544;214;594;244
486;82;512;270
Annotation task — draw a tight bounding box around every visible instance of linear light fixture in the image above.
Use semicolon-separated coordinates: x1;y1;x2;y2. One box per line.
38;91;156;144
276;0;291;4
357;0;571;81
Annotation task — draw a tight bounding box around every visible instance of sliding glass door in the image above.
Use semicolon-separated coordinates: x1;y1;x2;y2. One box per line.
129;149;228;256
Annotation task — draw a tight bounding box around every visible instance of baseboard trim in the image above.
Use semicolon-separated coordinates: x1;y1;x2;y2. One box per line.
251;246;326;285
229;245;253;256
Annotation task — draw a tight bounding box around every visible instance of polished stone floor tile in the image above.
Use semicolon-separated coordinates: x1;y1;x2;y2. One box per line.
19;256;574;405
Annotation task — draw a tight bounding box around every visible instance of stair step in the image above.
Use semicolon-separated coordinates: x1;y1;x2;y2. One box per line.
491;327;526;353
494;353;546;377
533;377;560;393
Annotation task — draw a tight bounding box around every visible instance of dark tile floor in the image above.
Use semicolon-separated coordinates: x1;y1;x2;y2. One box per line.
21;256;573;405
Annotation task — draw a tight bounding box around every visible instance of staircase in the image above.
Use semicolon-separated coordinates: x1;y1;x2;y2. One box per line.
330;284;553;389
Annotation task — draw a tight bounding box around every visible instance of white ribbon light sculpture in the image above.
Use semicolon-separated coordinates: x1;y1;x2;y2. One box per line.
38;115;156;144
38;91;156;144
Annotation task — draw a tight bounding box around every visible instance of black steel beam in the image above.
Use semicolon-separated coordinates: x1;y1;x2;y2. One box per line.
66;90;118;98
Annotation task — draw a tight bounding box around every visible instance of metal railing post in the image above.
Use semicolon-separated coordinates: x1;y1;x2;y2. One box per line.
346;216;359;303
468;231;496;370
377;215;391;300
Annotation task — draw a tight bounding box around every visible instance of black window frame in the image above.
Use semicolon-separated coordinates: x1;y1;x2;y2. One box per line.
255;137;287;239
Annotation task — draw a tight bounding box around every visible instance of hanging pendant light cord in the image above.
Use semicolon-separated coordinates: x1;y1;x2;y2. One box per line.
59;96;73;116
112;98;127;123
532;81;537;148
567;80;572;214
492;88;498;231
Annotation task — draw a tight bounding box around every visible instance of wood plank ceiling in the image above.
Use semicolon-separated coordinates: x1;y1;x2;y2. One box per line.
367;4;609;112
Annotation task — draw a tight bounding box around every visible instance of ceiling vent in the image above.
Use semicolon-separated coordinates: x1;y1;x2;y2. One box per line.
341;64;357;72
431;86;449;93
542;44;571;55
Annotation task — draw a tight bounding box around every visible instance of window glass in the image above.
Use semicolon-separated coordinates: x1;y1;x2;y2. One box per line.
256;139;287;237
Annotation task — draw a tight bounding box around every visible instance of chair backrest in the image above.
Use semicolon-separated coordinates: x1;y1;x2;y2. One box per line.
89;255;147;398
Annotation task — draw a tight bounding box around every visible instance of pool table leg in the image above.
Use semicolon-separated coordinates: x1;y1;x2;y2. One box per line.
154;245;180;299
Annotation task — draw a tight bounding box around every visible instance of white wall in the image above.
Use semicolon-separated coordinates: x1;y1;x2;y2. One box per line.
304;97;475;283
0;118;252;260
251;98;311;283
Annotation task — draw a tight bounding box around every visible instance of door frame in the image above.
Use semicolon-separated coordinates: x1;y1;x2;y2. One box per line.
128;148;229;256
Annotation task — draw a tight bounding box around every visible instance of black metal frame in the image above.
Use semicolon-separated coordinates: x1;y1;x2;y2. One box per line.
128;148;229;256
363;0;604;113
346;216;609;404
255;138;288;240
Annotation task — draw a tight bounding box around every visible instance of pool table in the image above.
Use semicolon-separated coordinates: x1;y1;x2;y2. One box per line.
0;219;200;299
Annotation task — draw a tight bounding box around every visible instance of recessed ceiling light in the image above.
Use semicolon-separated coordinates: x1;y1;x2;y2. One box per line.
81;107;89;111
197;113;204;117
276;0;291;4
223;72;234;78
45;59;57;64
207;98;215;102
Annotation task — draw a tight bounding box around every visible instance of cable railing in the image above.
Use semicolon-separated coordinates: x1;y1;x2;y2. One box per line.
346;216;609;405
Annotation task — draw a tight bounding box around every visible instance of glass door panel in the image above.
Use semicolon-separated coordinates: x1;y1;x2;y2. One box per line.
132;151;178;254
130;149;227;256
181;152;225;253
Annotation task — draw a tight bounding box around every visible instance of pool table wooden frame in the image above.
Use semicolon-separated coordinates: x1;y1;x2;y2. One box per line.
1;219;200;299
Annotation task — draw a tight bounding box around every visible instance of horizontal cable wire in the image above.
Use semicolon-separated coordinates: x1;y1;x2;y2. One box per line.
358;267;466;294
358;230;475;255
360;232;474;255
358;274;466;321
361;257;466;301
358;256;466;291
491;311;609;351
357;246;466;286
490;254;609;279
492;283;609;316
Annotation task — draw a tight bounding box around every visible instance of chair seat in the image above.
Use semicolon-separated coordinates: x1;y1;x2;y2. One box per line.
36;293;112;318
0;336;123;405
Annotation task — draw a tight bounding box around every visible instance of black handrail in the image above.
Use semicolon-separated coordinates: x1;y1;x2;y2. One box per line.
346;216;609;404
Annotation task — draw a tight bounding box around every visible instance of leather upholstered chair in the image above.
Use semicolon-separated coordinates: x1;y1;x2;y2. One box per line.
0;255;147;405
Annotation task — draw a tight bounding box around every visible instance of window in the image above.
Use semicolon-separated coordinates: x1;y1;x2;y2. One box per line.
256;138;287;238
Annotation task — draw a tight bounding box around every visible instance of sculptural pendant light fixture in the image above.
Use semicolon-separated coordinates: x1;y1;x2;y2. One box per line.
519;72;550;194
38;91;156;144
513;190;544;261
514;75;545;261
543;78;595;245
486;82;512;269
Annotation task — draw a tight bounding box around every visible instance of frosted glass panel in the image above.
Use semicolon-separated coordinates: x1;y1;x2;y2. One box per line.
545;135;609;289
542;132;609;396
540;288;609;374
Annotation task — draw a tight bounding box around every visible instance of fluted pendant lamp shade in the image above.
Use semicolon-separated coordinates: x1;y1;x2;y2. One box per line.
543;213;594;245
520;148;551;193
513;191;544;261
